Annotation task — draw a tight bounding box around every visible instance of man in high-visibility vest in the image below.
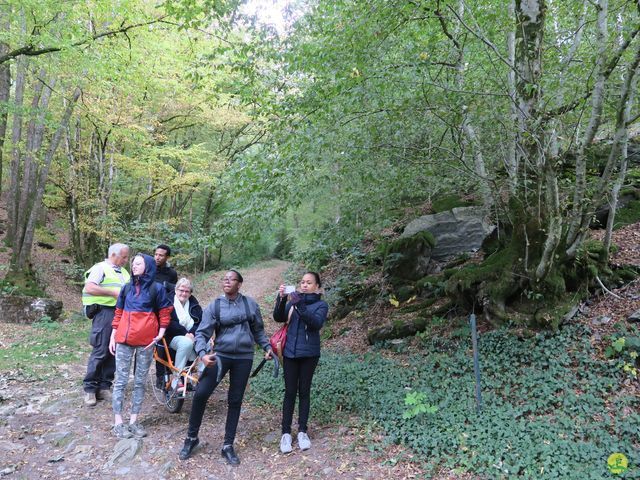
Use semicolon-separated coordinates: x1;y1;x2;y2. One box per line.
82;243;130;407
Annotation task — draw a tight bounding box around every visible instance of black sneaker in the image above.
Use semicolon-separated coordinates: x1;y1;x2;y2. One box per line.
221;444;240;465
155;377;164;390
179;437;199;460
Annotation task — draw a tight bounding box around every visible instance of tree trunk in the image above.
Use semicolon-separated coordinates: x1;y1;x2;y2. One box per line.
505;0;518;192
566;0;609;252
514;0;544;164
604;71;638;256
6;55;26;247
512;0;546;281
567;41;640;262
13;87;81;270
64;117;84;263
448;0;492;209
16;73;54;254
201;188;216;231
0;18;11;197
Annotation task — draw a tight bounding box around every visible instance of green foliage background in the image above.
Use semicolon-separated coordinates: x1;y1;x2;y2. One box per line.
249;323;640;479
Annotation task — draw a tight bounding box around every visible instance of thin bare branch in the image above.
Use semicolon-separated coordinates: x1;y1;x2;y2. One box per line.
0;16;168;64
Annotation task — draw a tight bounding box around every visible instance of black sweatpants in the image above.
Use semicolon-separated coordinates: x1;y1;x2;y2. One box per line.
187;355;253;445
282;356;319;435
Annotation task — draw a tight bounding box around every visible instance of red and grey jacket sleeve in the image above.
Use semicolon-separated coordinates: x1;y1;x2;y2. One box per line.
112;289;126;329
158;306;172;328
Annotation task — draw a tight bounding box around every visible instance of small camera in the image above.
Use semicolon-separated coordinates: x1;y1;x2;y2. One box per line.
284;285;296;294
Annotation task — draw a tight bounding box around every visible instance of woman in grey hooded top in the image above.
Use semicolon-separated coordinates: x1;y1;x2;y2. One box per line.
178;270;272;466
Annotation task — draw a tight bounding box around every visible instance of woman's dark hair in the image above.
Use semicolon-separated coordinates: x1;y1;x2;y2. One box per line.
305;271;321;287
229;269;243;283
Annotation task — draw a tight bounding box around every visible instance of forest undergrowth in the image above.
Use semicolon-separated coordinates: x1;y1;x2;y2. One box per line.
0;213;639;479
252;315;640;479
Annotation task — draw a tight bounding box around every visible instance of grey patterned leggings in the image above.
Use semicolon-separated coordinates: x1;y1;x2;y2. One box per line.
112;344;153;415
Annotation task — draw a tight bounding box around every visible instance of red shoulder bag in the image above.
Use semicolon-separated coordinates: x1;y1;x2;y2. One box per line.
270;306;293;362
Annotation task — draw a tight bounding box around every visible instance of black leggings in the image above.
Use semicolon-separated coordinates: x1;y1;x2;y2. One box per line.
282;356;319;434
187;356;252;445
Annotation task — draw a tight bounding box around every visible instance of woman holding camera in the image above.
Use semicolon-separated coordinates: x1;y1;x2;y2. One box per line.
273;272;328;454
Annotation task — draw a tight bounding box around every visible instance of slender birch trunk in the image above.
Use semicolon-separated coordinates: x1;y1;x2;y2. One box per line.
505;0;518;191
6;56;26;246
15;87;81;269
438;0;492;208
566;0;609;250
535;0;589;280
603;58;640;257
0;14;10;197
16;74;53;250
64;117;83;263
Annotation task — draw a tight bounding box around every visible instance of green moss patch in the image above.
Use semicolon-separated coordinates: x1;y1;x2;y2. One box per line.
431;194;477;213
383;231;436;255
614;198;640;229
445;244;520;303
1;271;47;297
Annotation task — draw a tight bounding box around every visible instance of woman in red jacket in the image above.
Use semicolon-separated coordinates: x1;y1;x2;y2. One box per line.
109;253;173;438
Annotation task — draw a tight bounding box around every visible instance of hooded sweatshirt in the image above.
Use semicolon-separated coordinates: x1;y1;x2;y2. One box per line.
112;253;173;347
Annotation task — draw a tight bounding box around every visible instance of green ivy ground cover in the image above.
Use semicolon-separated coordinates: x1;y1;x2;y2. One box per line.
249;324;639;479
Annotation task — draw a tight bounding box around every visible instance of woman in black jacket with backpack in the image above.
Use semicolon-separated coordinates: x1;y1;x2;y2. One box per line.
273;271;328;454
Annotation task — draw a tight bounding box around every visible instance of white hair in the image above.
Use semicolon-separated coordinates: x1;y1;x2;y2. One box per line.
108;243;129;257
175;277;193;292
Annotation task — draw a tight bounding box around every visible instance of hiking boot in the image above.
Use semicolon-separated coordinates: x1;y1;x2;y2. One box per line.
221;444;240;465
112;423;133;439
83;392;97;407
97;389;112;402
128;422;147;438
179;437;199;460
280;433;293;454
297;432;311;451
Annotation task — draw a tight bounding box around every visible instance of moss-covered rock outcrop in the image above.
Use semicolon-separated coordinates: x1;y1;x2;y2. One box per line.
383;231;435;282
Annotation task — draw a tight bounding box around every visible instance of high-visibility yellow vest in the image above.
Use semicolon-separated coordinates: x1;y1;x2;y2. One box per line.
82;263;130;307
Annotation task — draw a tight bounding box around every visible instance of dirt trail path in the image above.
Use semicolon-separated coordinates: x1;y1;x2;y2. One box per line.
0;260;422;480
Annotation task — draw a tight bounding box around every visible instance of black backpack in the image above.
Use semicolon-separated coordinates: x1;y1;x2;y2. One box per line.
213;295;251;334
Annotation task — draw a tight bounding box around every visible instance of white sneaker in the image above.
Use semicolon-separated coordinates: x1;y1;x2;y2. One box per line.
297;432;311;451
280;433;292;454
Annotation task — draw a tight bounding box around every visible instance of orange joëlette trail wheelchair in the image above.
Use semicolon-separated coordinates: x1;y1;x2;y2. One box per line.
150;337;205;413
150;337;281;413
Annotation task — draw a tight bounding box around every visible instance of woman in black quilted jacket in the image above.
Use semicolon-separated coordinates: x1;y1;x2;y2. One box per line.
165;277;203;391
273;271;328;454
